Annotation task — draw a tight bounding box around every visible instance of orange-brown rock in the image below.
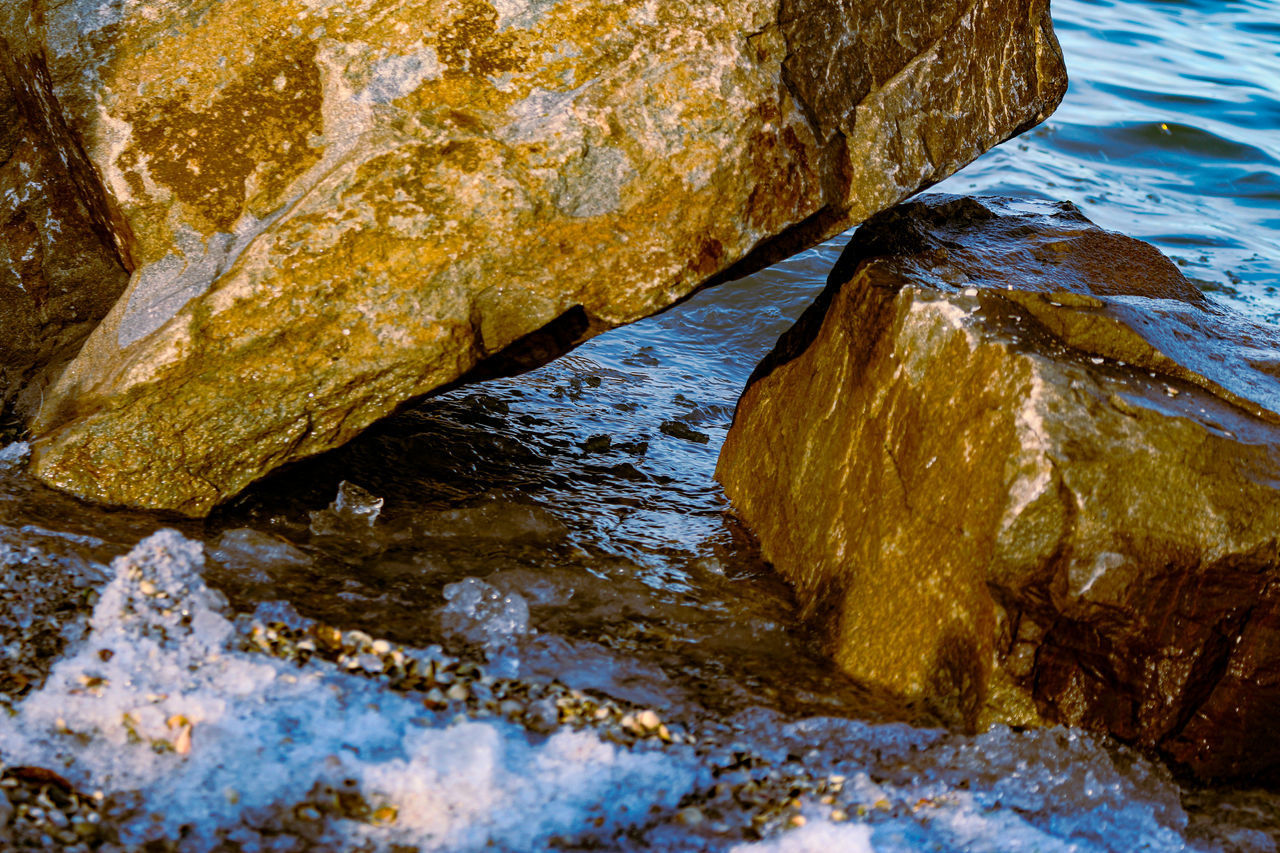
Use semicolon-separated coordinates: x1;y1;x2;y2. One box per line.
718;195;1280;779
1;0;1064;514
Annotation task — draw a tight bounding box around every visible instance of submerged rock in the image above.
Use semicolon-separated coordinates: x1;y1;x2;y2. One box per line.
717;195;1280;779
2;0;1065;514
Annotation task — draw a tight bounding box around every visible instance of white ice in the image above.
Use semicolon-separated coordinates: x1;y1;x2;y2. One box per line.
0;530;696;850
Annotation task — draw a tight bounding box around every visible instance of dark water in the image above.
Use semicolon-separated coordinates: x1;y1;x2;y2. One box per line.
1;0;1279;849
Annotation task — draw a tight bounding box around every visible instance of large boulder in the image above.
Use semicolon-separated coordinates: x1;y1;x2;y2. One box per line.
0;70;128;430
0;0;1066;514
717;194;1280;779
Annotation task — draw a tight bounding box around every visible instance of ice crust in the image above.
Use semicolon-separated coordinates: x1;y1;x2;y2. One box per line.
0;441;30;470
309;480;384;536
0;529;1220;850
441;577;530;643
0;531;696;850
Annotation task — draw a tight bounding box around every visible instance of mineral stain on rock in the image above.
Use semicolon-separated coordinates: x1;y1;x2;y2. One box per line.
0;0;1064;514
122;39;325;235
718;194;1280;779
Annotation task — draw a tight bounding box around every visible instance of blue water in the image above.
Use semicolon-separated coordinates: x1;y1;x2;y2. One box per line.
938;0;1280;319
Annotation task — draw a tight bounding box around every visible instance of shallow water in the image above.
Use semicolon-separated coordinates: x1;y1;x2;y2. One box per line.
2;0;1279;849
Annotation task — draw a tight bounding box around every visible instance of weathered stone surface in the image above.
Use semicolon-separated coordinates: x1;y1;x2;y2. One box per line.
0;70;129;432
717;195;1280;779
1;0;1065;514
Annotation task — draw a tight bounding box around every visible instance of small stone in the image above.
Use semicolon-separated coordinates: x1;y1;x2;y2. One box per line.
294;803;321;822
173;724;192;756
526;698;560;733
676;806;705;826
634;709;661;731
345;630;374;649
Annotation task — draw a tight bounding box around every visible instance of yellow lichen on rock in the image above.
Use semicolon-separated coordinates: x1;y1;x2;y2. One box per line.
4;0;1065;513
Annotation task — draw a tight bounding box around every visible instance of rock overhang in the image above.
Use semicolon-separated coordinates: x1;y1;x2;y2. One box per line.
2;0;1065;514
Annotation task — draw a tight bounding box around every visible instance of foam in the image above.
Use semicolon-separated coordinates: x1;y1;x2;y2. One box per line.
0;442;31;470
0;530;697;849
730;820;874;853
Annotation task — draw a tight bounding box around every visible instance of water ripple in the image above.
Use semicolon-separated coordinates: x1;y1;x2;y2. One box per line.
937;0;1280;319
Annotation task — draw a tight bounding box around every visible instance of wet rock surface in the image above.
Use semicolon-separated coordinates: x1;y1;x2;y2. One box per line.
3;0;1065;514
718;194;1280;779
0;73;129;433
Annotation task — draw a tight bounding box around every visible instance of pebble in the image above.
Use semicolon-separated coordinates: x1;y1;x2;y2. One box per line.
677;806;705;826
1;609;894;850
0;768;106;849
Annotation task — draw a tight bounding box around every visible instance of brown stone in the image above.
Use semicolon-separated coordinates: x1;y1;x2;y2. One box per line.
1;0;1065;514
0;68;129;431
717;194;1280;779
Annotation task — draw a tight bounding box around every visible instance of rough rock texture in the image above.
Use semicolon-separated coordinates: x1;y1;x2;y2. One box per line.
0;71;129;432
717;195;1280;779
0;0;1066;514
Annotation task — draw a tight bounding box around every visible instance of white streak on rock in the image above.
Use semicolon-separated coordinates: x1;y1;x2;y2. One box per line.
361;44;442;104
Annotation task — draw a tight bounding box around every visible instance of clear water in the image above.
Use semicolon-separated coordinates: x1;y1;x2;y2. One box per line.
2;0;1279;849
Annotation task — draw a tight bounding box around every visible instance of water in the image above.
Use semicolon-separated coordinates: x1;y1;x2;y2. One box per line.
937;0;1280;320
2;0;1279;849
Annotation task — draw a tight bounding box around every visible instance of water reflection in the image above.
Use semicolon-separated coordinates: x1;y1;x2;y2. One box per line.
936;0;1280;317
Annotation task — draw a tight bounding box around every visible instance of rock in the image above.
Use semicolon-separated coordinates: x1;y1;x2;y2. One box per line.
717;194;1280;779
0;70;129;431
1;0;1066;514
